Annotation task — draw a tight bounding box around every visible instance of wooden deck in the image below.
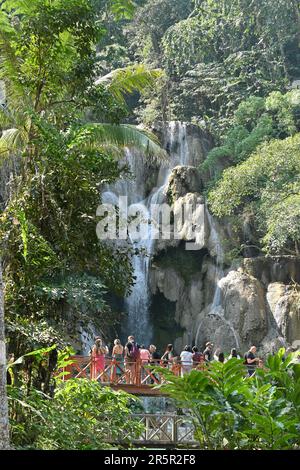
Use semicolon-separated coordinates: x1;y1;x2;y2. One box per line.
109;383;167;396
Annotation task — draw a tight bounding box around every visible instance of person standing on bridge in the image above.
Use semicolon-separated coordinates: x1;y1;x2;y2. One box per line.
149;344;160;384
180;345;193;376
140;344;151;383
111;339;124;383
227;348;241;360
124;335;140;385
140;344;151;365
91;338;108;381
161;344;175;368
192;346;204;369
203;342;213;362
245;345;260;376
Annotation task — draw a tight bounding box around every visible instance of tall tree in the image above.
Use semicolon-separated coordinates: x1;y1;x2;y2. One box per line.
0;0;164;386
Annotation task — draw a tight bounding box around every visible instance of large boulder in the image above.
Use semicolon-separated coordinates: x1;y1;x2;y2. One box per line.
167;165;203;201
220;269;268;347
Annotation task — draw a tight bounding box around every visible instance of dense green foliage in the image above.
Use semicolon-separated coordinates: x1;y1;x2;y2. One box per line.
208;125;300;255
8;379;142;449
157;349;300;450
125;0;300;132
202;90;300;177
7;344;143;449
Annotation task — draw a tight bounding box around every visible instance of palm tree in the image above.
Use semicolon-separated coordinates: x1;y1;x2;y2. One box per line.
0;64;166;162
0;1;166;447
0;260;9;449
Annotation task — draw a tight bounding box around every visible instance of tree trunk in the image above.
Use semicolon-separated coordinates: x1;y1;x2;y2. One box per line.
0;260;10;449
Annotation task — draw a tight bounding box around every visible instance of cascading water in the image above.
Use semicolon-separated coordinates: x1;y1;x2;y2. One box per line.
123;203;153;344
103;122;194;346
195;210;240;349
206;210;224;309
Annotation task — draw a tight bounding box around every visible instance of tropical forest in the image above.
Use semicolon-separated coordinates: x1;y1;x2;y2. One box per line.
0;0;300;453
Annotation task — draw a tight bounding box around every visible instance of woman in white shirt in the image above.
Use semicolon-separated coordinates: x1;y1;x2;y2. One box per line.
180;345;193;377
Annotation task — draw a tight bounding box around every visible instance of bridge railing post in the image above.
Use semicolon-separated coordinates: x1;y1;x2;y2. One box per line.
173;416;178;445
145;415;150;441
136;359;141;386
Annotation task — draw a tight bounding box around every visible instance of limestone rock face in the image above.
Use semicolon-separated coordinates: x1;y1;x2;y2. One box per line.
220;270;268;346
150;244;300;354
190;269;270;354
145;123;300;355
151;163;206;254
167;165;203;201
266;282;287;314
243;257;300;285
151;121;214;167
173;193;205;247
150;266;184;303
267;283;300;346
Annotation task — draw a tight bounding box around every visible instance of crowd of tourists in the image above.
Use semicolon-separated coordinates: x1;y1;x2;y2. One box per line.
89;336;284;385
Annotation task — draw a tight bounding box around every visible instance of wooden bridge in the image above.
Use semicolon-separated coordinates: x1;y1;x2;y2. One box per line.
107;414;199;448
61;355;206;395
61;356;201;447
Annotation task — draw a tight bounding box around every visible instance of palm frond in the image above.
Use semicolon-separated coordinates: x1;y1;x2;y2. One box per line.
0;127;27;157
95;64;162;106
73;123;167;161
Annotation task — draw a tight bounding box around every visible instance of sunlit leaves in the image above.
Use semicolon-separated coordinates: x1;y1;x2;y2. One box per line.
208;132;300;254
157;351;300;449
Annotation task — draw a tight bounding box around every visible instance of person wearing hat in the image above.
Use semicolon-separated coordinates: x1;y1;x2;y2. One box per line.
203;342;214;362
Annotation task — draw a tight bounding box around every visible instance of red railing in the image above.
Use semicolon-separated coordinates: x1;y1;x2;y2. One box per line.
60;355;207;386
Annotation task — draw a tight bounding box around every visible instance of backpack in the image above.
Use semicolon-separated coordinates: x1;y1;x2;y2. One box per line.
127;342;140;361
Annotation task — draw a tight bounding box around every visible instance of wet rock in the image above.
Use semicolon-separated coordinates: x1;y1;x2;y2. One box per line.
167;166;203;202
243;257;300;286
267;283;300;345
219;269;268;346
173;193;205;246
151;121;214;167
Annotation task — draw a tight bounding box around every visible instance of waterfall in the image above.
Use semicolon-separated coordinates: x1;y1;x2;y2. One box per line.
178;122;190;165
208;211;240;349
100;122;194;346
124;203;153;344
195;209;241;350
206;210;224;309
123;122;194;344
